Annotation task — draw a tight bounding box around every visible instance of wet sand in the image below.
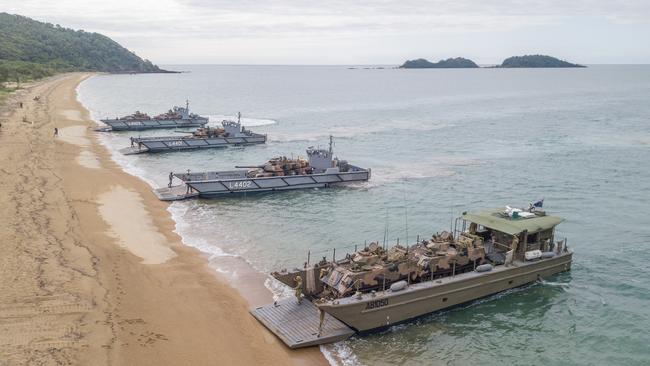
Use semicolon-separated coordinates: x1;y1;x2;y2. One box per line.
0;73;327;365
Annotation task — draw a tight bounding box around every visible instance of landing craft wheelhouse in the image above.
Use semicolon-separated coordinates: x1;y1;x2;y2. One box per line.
251;204;572;349
153;136;370;201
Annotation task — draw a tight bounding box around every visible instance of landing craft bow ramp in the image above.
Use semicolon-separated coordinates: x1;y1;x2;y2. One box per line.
250;298;354;348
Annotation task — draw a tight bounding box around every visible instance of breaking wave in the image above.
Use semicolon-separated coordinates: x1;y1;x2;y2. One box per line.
167;201;238;259
321;342;362;366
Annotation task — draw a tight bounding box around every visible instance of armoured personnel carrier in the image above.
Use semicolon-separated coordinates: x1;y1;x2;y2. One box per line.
119;113;266;155
154;136;370;201
251;203;573;348
97;100;208;131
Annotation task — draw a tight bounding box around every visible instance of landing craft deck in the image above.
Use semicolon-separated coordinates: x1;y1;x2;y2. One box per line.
250;298;354;349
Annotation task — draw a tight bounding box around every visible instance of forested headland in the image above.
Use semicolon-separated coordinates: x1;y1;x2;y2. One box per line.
0;13;171;91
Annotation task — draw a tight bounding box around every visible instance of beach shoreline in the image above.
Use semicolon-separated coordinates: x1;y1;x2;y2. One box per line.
0;73;328;365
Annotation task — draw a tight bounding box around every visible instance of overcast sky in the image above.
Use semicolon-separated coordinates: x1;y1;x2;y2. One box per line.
4;0;650;65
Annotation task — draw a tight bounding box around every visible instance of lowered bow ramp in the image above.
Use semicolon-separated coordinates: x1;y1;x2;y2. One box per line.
250;298;354;348
153;185;199;201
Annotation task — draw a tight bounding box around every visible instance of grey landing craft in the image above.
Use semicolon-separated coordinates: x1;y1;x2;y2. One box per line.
252;204;573;349
119;113;267;155
154;136;371;201
96;100;208;131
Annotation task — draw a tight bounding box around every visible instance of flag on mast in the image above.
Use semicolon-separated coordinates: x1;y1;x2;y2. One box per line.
532;198;544;209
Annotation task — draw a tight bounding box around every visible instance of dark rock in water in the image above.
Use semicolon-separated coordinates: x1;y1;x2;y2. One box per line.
400;57;479;69
498;55;585;68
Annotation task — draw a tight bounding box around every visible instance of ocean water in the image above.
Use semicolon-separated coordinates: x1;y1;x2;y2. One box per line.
78;65;650;366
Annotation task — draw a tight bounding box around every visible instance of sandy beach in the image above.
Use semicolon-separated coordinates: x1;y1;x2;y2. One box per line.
0;73;327;365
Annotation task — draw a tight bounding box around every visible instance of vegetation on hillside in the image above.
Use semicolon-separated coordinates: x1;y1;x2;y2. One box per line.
498;55;585;68
0;60;59;82
0;12;170;88
400;57;479;68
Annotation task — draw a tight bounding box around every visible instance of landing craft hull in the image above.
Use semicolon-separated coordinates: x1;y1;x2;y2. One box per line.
120;134;267;155
187;169;370;197
99;117;208;131
154;167;371;200
318;252;572;332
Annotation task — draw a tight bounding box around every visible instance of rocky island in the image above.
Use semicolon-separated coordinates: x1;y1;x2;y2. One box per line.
497;55;585;68
400;57;478;68
399;54;585;69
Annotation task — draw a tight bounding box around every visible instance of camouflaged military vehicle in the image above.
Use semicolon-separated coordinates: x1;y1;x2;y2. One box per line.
320;230;488;298
251;203;573;349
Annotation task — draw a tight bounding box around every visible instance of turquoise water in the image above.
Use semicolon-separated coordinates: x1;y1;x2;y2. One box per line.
78;65;650;366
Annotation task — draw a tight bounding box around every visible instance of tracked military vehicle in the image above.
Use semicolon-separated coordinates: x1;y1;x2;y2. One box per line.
119;113;266;155
97;100;208;131
153;136;370;200
251;203;573;348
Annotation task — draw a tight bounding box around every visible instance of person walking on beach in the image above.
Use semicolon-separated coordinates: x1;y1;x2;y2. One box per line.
54;127;58;137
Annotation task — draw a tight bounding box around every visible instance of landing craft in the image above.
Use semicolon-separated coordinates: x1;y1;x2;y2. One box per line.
251;204;572;349
154;136;370;200
119;113;266;155
96;100;208;131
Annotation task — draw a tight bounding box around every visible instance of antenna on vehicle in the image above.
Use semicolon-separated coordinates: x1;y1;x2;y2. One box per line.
403;178;409;245
383;207;389;250
329;135;334;156
450;186;454;235
450;204;454;235
238;111;241;124
186;99;189;111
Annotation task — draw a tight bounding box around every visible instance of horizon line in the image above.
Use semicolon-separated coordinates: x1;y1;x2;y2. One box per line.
158;63;650;66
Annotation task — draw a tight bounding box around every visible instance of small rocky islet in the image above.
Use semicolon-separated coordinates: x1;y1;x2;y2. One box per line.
400;57;479;68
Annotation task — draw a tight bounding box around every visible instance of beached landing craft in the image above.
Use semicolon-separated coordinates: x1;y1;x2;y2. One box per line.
119;113;267;155
251;203;573;349
96;100;208;131
154;136;370;201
